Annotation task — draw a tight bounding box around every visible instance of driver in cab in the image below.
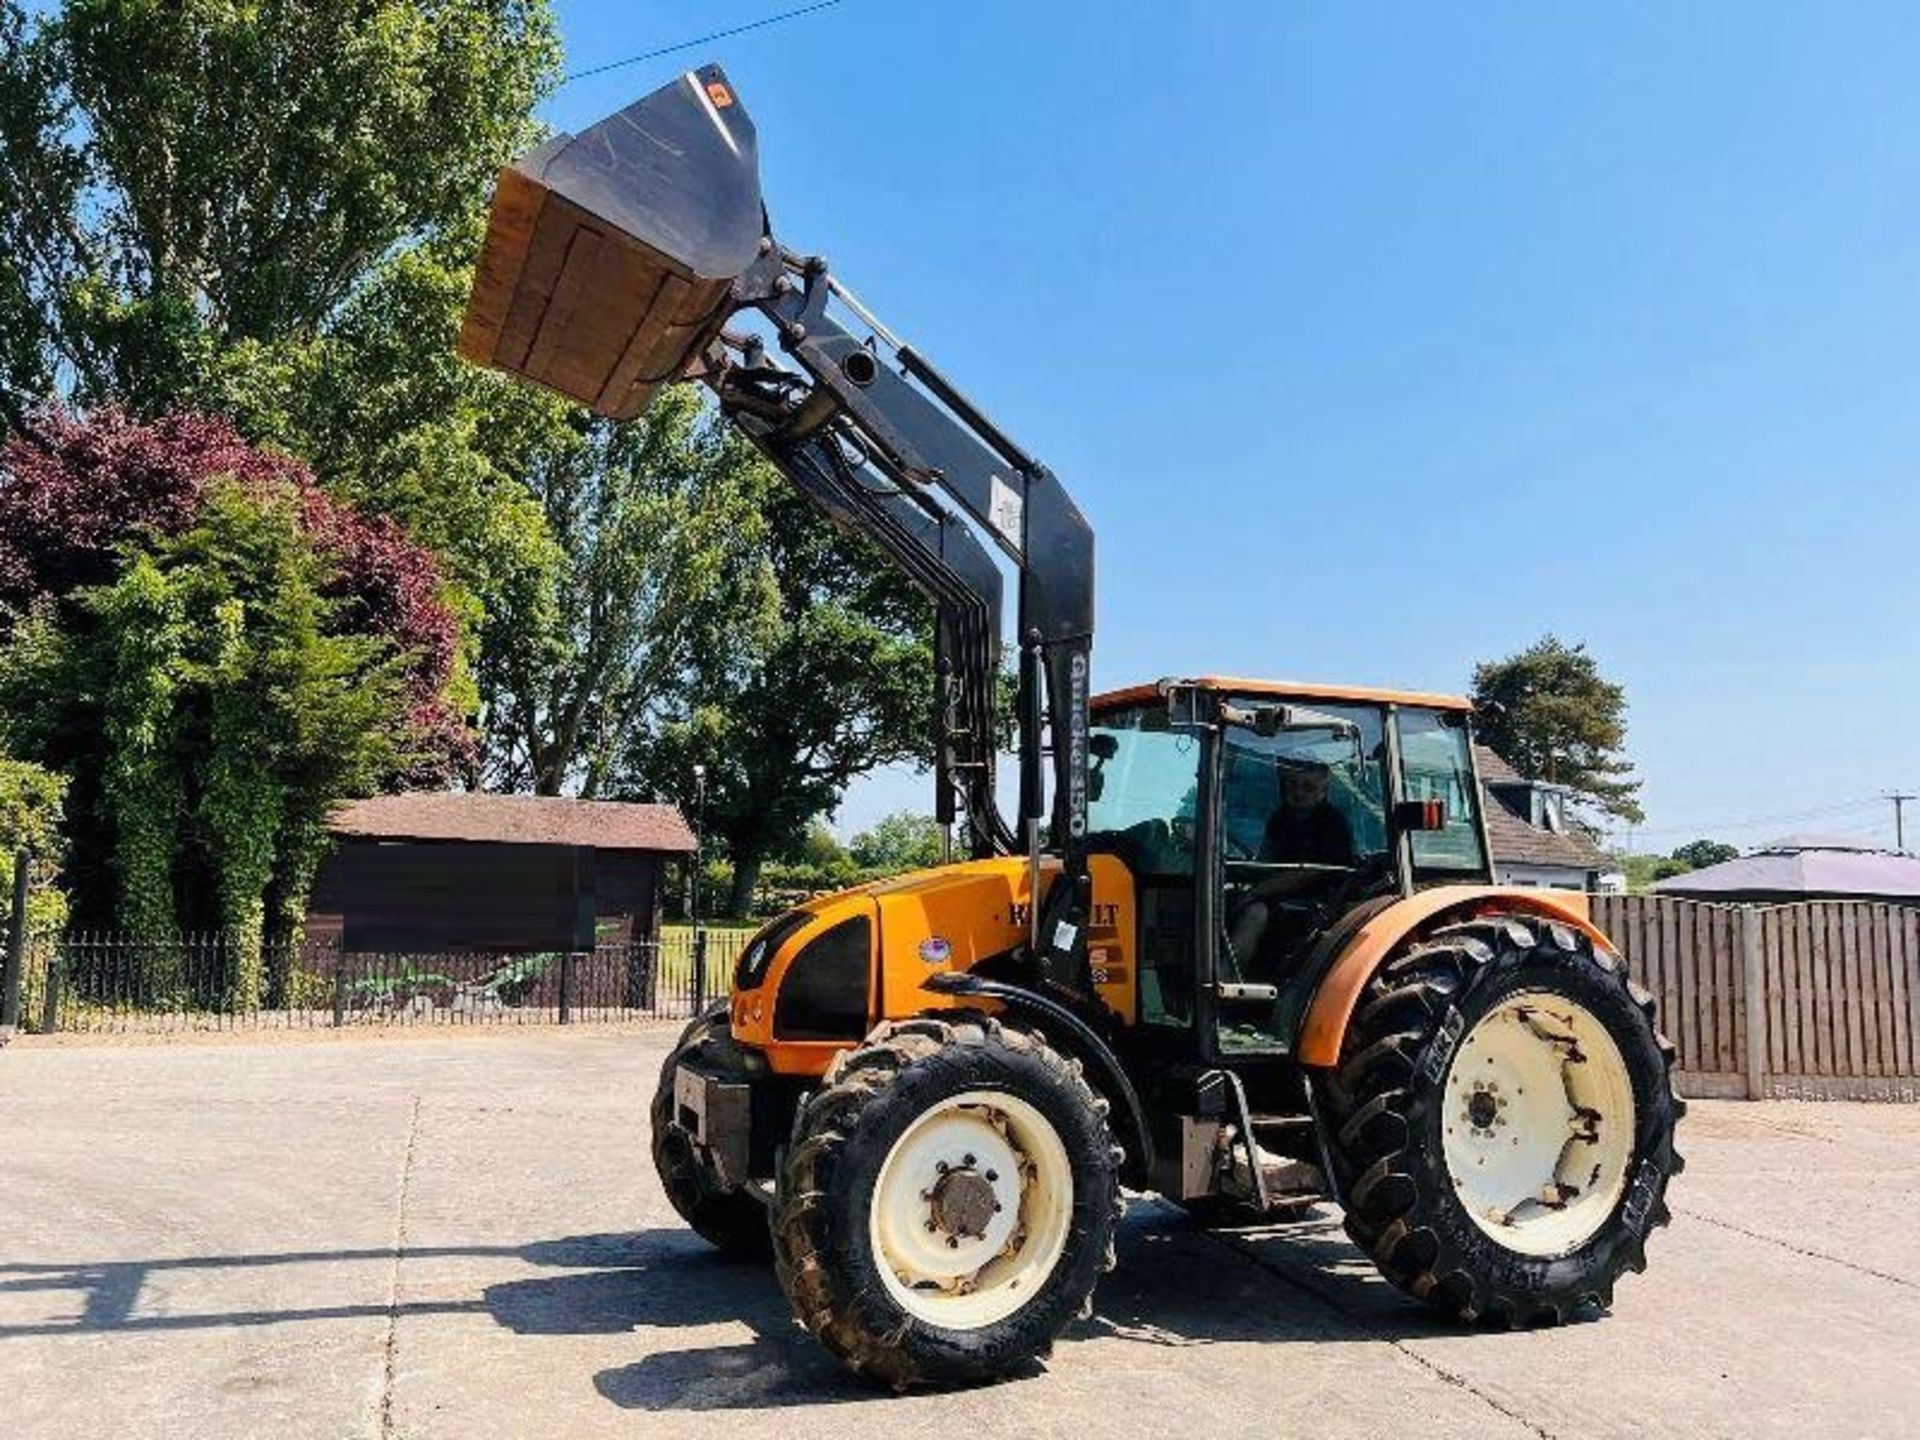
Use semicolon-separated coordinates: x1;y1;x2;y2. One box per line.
1262;760;1356;867
1227;760;1357;980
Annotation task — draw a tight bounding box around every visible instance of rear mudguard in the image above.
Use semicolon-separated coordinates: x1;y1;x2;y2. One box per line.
1293;885;1613;1068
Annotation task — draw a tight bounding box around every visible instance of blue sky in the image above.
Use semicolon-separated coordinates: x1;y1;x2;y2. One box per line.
545;1;1920;852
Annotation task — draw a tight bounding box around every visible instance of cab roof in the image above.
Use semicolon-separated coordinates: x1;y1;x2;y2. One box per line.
1092;676;1474;714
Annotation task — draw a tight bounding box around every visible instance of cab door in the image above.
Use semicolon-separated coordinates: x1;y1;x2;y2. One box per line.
1083;700;1206;1053
1208;699;1394;1057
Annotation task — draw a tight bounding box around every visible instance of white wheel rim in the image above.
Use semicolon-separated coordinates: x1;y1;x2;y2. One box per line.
1441;991;1637;1258
868;1089;1074;1329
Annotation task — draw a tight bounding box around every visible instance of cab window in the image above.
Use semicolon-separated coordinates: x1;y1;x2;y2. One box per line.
1397;708;1487;877
1218;703;1388;865
1085;704;1200;877
1086;702;1202;1030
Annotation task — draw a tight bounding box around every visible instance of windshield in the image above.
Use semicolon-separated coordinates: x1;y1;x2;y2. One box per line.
1397;707;1488;876
1220;701;1390;866
1086;704;1200;876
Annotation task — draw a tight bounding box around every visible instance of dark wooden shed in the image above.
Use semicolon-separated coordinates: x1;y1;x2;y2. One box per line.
307;794;696;954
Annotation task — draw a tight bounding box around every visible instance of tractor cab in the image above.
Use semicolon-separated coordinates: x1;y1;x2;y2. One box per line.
1085;678;1491;1060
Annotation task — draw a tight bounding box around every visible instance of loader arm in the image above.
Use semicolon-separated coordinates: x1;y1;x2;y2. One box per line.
707;252;1097;972
707;331;1015;856
458;64;1095;978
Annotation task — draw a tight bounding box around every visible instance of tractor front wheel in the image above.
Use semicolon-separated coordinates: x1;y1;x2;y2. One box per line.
650;1005;773;1259
1324;915;1682;1324
771;1014;1122;1388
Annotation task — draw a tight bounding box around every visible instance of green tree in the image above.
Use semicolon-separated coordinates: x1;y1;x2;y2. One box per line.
1471;635;1644;824
0;757;69;933
0;481;412;1001
1615;851;1691;893
1670;838;1737;870
622;480;934;917
795;822;851;870
170;486;406;997
0;0;559;418
477;389;775;795
1;3;804;832
210;220;779;802
850;811;944;875
0;1;579;796
2;1;939;931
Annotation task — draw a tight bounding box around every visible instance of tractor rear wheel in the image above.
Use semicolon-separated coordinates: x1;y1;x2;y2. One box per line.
1324;915;1682;1324
650;1005;772;1259
771;1014;1121;1389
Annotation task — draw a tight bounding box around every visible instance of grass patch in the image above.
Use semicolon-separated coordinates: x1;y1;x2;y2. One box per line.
651;924;754;999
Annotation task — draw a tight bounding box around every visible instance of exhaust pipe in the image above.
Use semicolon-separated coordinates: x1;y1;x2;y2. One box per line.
459;64;764;420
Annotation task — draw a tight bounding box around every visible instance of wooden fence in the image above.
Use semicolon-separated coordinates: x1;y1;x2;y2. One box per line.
1591;894;1920;1101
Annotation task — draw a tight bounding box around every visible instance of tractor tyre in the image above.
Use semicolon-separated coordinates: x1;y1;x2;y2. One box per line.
1323;915;1682;1324
650;1004;773;1259
771;1013;1122;1389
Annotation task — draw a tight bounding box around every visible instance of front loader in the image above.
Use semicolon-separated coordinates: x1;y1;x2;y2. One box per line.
459;66;1683;1389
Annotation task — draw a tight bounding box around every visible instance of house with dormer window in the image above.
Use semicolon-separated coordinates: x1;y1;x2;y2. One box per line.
1474;745;1613;892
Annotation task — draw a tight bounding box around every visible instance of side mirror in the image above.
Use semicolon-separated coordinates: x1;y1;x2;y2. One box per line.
1090;733;1118;761
1394;798;1449;832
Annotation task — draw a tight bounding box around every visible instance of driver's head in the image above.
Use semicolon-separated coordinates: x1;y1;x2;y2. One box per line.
1278;761;1331;812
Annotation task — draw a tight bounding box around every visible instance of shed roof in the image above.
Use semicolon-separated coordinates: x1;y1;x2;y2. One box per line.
1655;836;1920;900
330;793;697;853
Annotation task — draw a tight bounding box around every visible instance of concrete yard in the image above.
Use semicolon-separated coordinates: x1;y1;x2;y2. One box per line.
2;1026;1916;1439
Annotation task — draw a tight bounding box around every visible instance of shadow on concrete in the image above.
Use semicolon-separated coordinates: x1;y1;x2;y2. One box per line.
0;1244;511;1337
490;1230;896;1409
0;1202;1556;1410
530;1204;1511;1411
0;1228;875;1407
1088;1203;1467;1347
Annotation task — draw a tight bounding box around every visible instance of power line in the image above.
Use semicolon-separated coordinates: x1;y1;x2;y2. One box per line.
562;0;853;84
1827;818;1898;839
1624;797;1886;840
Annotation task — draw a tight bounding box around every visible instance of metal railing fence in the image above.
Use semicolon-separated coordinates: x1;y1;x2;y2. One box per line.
6;928;750;1034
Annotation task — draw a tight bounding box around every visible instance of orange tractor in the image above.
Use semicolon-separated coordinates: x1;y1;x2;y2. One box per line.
461;66;1681;1388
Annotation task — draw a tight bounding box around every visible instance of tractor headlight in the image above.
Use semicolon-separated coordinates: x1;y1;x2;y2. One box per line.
733;910;812;991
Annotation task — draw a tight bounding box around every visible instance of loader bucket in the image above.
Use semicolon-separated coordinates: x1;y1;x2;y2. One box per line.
458;64;763;420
